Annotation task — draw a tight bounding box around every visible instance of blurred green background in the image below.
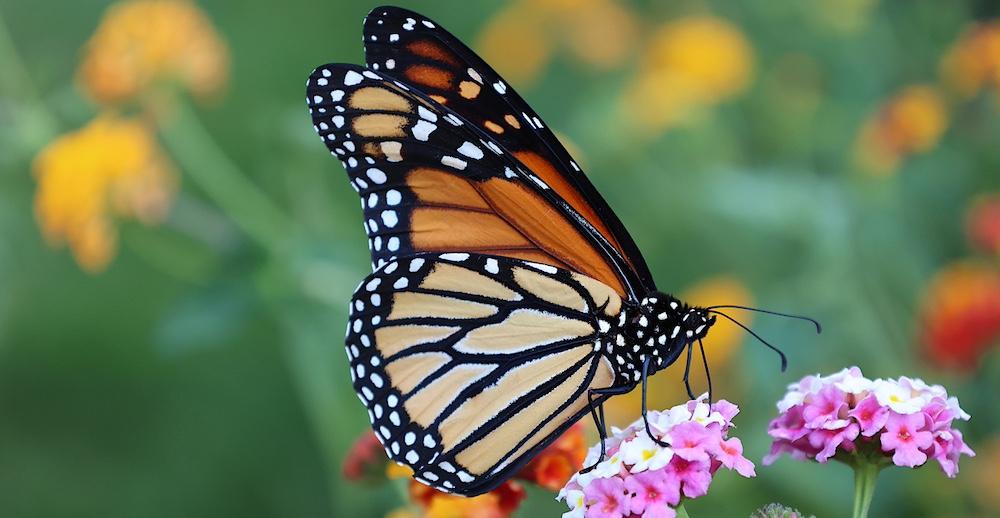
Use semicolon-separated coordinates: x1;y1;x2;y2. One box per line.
1;0;999;516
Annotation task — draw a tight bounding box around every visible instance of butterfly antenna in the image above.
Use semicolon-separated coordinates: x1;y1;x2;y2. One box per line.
705;304;822;334
708;310;788;372
698;338;712;403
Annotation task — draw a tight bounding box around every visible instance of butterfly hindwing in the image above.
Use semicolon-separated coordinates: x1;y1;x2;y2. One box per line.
306;64;633;296
346;253;620;495
363;5;654;290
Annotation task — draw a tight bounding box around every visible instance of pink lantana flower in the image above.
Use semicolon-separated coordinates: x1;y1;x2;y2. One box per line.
881;413;934;467
583;477;631;518
559;397;755;517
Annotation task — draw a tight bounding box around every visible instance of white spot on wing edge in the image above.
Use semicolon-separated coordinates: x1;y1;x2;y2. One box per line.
526;262;558;274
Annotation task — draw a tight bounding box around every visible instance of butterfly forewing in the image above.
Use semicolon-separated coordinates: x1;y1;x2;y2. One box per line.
306;64;632;295
363;6;654;290
346;253;619;495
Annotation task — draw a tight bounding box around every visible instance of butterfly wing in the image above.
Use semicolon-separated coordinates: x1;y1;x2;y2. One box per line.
346;252;620;495
362;6;654;289
306;64;638;297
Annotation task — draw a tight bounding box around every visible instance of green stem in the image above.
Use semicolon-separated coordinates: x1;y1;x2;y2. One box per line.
852;461;880;518
156;99;294;254
676;503;691;518
278;302;356;514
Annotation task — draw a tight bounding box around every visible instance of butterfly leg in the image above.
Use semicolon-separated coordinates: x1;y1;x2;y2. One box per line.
682;341;697;400
699;338;713;403
641;356;670;447
579;384;633;473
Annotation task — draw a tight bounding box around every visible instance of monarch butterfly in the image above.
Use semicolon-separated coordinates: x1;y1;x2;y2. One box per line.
305;5;818;496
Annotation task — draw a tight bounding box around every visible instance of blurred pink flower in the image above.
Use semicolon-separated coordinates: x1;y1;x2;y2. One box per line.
764;367;975;477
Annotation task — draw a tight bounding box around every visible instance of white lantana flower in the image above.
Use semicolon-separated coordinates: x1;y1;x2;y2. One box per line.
620;434;674;473
947;396;971;420
873;379;924;414
561;489;585;518
835;370;873;395
777;390;806;412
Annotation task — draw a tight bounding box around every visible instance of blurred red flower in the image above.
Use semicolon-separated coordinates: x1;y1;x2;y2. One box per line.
967;193;1000;256
920;261;1000;370
342;429;389;483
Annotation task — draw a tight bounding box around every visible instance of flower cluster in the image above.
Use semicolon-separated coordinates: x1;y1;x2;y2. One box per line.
78;0;229;103
33;114;176;272
559;398;755;518
764;367;975;476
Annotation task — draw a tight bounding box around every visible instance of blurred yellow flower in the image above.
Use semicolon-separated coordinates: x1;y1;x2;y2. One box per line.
940;21;1000;100
78;0;229;104
622;16;755;132
385;461;413;480
33;114;176;272
854;85;949;175
476;0;637;86
604;275;753;427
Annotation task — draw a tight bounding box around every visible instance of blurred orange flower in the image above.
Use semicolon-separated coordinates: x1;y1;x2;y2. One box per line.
33;114;176;272
476;0;638;86
345;428;531;517
966;193;1000;256
605;275;753;427
409;479;526;518
854;85;949;175
940;21;1000;100
920;261;1000;371
78;0;229;104
515;422;587;491
622;15;754;132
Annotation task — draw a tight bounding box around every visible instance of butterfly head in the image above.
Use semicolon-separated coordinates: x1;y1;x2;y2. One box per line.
626;293;716;372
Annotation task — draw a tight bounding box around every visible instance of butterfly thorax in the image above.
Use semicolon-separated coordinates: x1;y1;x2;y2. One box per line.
608;292;716;385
